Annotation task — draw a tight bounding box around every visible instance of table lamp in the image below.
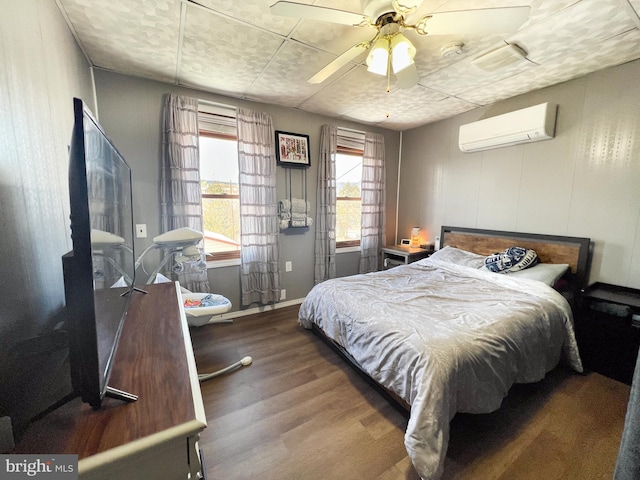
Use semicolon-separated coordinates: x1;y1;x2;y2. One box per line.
410;227;420;247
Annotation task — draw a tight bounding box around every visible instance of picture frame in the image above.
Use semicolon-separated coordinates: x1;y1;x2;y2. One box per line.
275;130;310;168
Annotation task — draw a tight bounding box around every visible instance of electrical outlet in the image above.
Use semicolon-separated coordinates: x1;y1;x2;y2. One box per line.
285;261;292;272
136;224;147;238
280;289;286;300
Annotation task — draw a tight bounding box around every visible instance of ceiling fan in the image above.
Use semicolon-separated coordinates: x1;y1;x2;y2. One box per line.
270;0;531;89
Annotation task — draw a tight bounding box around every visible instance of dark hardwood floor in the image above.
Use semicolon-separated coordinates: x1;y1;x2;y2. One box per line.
191;305;631;480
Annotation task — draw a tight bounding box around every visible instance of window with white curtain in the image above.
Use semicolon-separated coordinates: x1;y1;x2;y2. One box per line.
198;103;240;261
336;128;365;248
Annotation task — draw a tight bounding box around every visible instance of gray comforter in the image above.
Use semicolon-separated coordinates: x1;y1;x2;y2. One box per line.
298;256;583;479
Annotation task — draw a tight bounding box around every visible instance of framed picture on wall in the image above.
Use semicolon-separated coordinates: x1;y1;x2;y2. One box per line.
275;130;310;168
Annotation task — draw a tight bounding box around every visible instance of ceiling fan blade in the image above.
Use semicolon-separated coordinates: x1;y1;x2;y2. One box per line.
395;63;420;89
415;6;530;35
308;42;371;84
270;1;370;27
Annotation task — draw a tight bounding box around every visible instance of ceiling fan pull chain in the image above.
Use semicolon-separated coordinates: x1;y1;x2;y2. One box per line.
385;45;392;118
386;41;392;93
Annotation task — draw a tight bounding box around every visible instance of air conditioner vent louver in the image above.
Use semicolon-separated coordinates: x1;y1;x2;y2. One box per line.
459;103;558;153
472;43;527;71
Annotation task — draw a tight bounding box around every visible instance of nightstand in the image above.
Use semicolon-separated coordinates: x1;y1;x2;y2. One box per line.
381;245;433;270
575;282;640;384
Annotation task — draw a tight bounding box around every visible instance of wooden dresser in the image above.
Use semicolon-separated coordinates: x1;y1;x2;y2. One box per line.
15;282;207;479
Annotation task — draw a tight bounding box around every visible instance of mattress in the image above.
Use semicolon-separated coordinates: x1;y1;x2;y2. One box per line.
298;255;583;479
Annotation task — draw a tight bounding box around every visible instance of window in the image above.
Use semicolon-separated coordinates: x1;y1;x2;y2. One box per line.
336;130;364;248
198;104;240;261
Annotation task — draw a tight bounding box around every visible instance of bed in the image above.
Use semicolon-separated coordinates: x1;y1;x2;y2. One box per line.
298;226;591;480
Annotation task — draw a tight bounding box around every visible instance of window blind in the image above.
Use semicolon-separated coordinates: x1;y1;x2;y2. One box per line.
337;128;365;154
198;102;237;136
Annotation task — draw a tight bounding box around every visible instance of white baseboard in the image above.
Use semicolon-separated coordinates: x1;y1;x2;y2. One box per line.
198;297;305;326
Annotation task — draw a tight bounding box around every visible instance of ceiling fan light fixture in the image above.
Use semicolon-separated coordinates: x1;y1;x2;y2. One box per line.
366;37;390;76
390;33;416;73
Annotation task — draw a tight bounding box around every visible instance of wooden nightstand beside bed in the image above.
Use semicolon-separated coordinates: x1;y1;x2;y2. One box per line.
381;245;433;269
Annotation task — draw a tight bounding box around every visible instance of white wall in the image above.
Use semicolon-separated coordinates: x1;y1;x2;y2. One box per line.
400;59;640;288
0;0;94;435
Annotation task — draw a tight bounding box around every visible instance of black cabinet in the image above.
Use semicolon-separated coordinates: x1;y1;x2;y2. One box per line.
575;282;640;384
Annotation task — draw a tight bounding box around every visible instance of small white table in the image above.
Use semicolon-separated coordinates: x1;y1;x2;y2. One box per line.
381;245;433;269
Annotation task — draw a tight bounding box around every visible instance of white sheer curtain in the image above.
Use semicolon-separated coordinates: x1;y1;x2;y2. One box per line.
359;132;386;273
236;108;280;306
160;93;210;292
314;124;337;284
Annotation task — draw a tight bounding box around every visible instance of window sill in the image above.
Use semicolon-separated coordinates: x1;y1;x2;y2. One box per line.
207;258;241;269
337;246;360;254
206;247;358;267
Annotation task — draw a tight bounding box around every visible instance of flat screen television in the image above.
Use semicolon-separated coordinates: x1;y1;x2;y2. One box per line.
62;97;137;409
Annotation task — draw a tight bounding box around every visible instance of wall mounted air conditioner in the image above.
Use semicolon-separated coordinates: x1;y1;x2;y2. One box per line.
459;102;558;152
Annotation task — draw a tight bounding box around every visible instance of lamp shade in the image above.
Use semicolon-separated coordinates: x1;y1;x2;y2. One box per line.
391;33;416;73
410;227;420;247
366;37;390;76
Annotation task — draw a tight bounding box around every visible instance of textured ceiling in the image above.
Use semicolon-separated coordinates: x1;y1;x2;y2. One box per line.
57;0;640;131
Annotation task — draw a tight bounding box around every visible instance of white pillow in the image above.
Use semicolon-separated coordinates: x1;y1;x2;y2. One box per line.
506;263;569;286
427;246;486;269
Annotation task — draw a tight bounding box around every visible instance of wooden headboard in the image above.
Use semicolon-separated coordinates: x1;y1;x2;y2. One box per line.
440;226;591;290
